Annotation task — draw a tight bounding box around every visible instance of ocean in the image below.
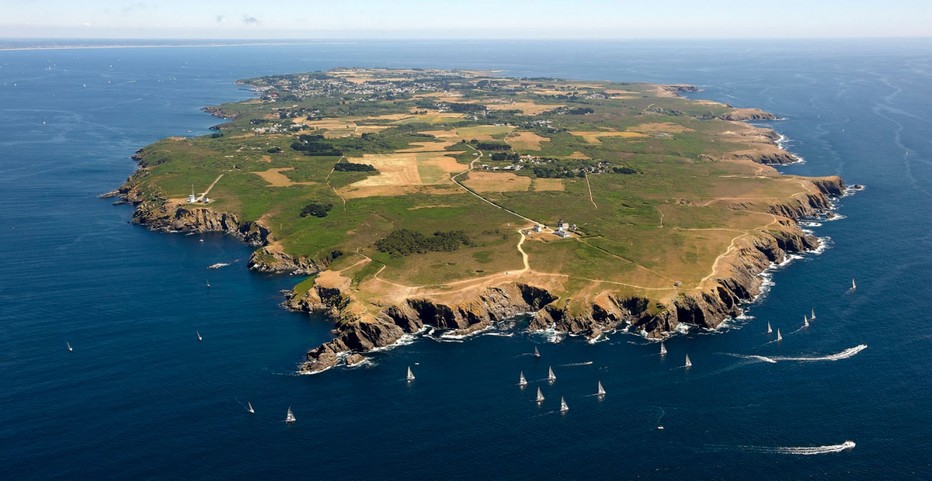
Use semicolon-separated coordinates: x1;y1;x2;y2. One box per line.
0;40;930;480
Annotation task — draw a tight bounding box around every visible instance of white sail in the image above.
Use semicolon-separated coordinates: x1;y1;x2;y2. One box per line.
196;331;202;342
285;406;295;423
776;329;783;341
560;396;569;413
803;315;809;328
534;346;541;358
406;366;415;382
518;371;527;387
547;366;556;382
66;342;73;352
767;322;773;334
597;381;606;397
811;308;816;320
536;386;545;403
659;342;667;356
684;354;692;368
247;402;255;414
851;278;857;290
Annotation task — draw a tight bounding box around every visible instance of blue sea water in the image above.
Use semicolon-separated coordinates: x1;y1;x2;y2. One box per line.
0;40;930;480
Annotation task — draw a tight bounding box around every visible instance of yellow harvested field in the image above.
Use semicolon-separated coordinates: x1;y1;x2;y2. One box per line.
571;130;649;144
343;152;463;190
421;129;460;140
455;125;514;141
252;168;316;187
532;178;566;191
567;151;590;160
629;122;695;134
506;131;550;151
393;112;466;125
486;101;561;116
463;172;531;192
338;184;462;200
604;88;638;95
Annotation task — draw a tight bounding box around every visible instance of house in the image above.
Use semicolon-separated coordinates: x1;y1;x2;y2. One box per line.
533;224;543;233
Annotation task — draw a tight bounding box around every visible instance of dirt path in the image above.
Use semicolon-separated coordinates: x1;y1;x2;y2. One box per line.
584;171;598;209
326;157;348;210
198;173;224;201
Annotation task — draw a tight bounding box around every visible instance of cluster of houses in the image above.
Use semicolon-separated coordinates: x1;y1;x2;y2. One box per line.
532;220;578;238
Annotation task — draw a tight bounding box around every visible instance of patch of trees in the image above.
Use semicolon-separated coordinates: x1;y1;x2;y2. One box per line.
612;166;638;174
291;134;342;156
375;229;473;257
565;107;595;115
445;102;487;114
333;162;376;172
474;141;511;151
490;152;520;161
532;165;582;178
300;202;333;218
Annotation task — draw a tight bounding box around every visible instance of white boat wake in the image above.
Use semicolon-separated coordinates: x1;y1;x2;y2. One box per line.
732;440;856;455
559;361;594;367
725;344;867;364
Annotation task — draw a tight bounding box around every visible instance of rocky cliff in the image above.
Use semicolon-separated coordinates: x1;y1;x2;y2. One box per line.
292;176;845;374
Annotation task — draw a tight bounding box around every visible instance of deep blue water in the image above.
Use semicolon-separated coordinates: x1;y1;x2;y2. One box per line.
1;40;930;480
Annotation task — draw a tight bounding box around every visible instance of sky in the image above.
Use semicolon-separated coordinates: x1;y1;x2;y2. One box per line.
1;0;930;40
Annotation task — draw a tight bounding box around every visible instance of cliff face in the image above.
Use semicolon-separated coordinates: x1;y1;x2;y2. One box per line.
292;176;845;373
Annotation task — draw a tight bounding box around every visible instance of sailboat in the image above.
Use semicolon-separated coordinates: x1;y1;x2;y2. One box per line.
285;406;296;424
518;371;527;387
811;308;816;320
406;366;415;382
247;402;255;414
560;396;569;414
597;381;606;397
206;278;211;288
684;354;692;369
776;329;783;341
533;346;541;358
536;386;545;404
196;330;203;342
803;314;810;328
659;342;667;356
767;321;773;334
851;278;857;291
547;366;556;383
66;342;73;352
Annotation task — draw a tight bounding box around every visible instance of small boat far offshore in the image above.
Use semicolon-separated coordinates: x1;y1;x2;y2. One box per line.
536;386;545;404
518;371;527;387
547;366;556;383
659;342;667;356
66;342;73;352
597;381;606;398
247;402;255;414
684;354;692;369
534;346;541;358
767;321;773;334
406;366;415;383
285;406;296;424
560;396;569;414
196;331;202;342
776;329;783;342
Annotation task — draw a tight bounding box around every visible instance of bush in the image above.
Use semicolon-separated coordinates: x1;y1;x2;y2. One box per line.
333;162;376;172
300;202;334;218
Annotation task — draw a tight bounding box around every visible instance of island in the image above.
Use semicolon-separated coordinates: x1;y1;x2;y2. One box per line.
111;68;845;373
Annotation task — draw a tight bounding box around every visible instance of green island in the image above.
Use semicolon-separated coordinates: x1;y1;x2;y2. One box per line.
114;68;845;373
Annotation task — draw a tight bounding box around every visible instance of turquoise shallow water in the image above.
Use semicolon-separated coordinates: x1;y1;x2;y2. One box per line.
0;40;930;480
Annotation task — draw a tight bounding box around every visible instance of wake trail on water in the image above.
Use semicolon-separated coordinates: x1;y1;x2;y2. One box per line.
724;344;867;364
559;361;594;367
712;440;856;456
